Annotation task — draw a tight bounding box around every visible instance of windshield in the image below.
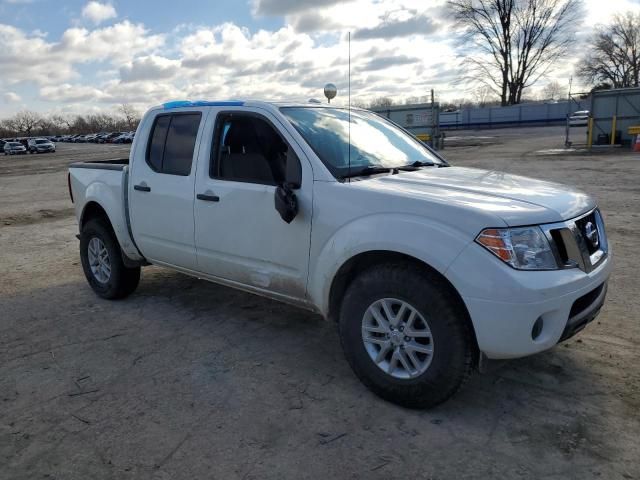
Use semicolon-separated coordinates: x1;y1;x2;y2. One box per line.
36;139;48;144
280;107;444;178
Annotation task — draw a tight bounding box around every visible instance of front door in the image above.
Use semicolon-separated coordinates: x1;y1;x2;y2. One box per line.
194;109;313;300
129;110;207;270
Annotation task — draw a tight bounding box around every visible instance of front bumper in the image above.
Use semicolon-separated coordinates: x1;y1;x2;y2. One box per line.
559;281;607;342
446;241;612;359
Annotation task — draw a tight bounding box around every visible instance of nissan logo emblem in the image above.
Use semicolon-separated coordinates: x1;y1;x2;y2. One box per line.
584;221;599;248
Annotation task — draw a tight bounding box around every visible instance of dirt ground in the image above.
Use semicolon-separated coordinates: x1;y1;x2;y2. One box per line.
1;128;638;479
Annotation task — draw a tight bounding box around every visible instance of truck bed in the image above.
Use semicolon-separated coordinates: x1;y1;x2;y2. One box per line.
69;158;129;171
68;157;144;263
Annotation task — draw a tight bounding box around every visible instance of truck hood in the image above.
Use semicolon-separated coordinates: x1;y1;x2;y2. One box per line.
359;166;595;226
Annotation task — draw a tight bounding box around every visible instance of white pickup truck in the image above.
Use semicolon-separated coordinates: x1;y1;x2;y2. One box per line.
68;100;612;408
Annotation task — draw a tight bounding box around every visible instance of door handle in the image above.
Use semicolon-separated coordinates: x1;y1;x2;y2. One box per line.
134;184;151;192
197;193;220;202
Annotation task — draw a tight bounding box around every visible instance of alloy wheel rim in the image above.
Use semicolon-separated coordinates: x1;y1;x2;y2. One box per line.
87;237;111;284
361;298;434;379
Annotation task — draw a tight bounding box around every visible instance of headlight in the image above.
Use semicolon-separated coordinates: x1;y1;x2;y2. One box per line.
476;226;557;270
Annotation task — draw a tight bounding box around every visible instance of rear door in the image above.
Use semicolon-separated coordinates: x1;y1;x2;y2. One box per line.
193;107;313;299
129;109;208;270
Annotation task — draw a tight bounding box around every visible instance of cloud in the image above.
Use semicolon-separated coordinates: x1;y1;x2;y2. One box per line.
353;14;439;40
3;91;21;103
0;21;164;88
119;55;181;82
40;83;107;103
291;12;341;33
252;0;346;16
81;1;117;25
363;55;420;71
0;0;468;115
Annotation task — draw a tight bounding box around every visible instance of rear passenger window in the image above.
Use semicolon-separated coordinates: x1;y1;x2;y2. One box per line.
146;113;201;176
147;115;170;172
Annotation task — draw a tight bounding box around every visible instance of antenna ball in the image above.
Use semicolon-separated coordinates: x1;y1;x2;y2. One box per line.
324;83;337;100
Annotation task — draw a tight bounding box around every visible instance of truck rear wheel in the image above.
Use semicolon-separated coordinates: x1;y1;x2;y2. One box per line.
80;218;140;299
338;263;474;409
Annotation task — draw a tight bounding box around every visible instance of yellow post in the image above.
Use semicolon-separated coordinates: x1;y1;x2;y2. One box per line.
611;116;617;145
587;117;594;148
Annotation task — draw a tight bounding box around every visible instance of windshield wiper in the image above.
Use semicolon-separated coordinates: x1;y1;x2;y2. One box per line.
341;166;395;179
395;161;435;172
412;160;436;167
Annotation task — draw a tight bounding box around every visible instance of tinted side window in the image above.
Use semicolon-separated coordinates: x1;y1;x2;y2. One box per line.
145;113;201;175
212;115;298;186
163;114;201;176
147;115;170;172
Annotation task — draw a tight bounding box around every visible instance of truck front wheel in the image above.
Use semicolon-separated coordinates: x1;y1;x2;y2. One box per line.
338;263;474;409
80;218;140;299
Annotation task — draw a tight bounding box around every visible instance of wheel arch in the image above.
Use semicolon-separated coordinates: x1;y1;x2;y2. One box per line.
327;250;479;358
80;200;146;267
80;201;111;229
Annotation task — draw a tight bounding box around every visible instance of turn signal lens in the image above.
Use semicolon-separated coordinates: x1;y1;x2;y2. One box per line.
476;228;512;262
476;226;557;270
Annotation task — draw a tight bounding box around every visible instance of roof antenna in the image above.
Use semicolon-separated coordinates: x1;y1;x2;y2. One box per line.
348;31;351;184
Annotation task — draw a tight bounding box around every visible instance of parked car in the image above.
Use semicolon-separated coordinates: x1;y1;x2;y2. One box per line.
28;138;56;154
104;132;124;143
569;110;590;127
68;100;611;408
113;133;133;144
4;141;27;155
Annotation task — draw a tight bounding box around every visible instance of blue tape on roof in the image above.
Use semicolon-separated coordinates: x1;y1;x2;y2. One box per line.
163;100;244;109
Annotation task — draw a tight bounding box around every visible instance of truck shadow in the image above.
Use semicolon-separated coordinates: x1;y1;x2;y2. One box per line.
2;266;617;476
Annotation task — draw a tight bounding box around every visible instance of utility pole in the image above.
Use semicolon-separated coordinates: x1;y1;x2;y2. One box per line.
430;89;441;149
564;76;573;148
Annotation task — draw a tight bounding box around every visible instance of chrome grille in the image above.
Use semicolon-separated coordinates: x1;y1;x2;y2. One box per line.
541;208;608;273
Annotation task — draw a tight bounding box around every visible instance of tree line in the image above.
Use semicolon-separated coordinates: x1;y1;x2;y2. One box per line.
362;80;570;111
0;104;141;138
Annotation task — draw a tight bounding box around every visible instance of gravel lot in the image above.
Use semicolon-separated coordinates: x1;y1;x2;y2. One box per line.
1;128;639;479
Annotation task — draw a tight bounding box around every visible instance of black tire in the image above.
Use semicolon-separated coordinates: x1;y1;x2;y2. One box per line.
338;263;474;409
80;218;140;299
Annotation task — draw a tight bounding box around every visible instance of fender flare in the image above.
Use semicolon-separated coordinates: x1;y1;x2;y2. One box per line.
80;182;143;262
308;213;472;316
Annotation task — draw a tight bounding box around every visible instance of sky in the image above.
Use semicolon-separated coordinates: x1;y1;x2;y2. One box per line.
1;0;639;118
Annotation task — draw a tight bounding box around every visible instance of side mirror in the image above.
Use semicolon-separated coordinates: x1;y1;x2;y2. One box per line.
274;185;298;223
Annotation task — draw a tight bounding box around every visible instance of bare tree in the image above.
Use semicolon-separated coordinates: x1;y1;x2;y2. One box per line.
351;99;370;109
542;80;564;100
368;97;395;108
6;111;43;136
578;12;640;88
449;0;582;106
50;114;74;131
473;85;494;106
119;103;140;130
